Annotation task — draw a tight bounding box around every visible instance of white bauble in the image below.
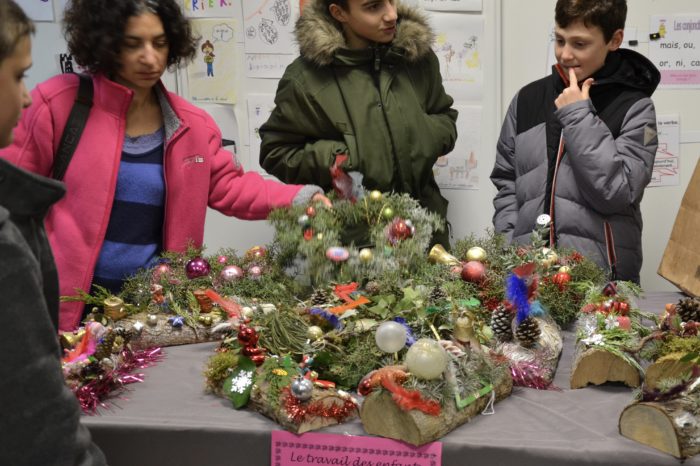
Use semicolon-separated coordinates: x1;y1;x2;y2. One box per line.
374;321;407;353
405;338;447;380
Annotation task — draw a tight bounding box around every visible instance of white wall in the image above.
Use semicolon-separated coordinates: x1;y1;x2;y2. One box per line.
501;0;700;291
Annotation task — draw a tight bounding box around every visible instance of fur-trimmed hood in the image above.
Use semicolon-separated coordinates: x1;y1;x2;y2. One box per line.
296;0;435;66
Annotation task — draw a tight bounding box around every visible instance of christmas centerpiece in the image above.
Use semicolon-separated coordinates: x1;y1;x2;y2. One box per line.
570;281;653;389
65;245;299;349
618;297;700;459
60;321;162;413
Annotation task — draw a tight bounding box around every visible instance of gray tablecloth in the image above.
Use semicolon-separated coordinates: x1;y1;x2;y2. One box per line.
83;292;700;466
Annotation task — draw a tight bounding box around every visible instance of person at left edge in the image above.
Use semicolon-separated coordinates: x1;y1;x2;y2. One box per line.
0;0;330;332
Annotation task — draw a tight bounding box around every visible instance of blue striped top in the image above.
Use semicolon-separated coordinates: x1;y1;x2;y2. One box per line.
92;128;165;294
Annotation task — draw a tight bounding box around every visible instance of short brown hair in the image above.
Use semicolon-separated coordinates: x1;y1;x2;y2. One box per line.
555;0;626;42
0;0;35;62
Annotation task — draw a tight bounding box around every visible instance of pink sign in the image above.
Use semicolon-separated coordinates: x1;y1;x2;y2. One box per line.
271;431;442;466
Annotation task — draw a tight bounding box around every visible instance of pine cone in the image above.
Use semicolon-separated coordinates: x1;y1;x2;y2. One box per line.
309;289;330;306
491;304;514;341
677;297;700;323
364;281;381;295
514;316;540;348
93;330;117;361
428;285;448;304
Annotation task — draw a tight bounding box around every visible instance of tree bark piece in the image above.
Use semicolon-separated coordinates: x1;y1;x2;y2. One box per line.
249;379;359;434
645;352;695;391
359;367;512;446
121;312;223;349
619;394;700;459
570;345;640;389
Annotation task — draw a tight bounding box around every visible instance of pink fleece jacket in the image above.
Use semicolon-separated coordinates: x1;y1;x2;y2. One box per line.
0;74;308;331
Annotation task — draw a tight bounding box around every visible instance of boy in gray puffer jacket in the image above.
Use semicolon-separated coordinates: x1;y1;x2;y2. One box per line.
491;0;660;283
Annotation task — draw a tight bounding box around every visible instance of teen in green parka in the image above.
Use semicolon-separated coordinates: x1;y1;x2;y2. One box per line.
259;0;458;247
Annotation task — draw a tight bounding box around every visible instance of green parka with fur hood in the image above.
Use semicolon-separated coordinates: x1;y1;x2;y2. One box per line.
259;0;458;245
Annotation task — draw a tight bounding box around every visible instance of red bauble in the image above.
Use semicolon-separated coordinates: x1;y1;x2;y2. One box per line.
617;301;630;316
617;316;631;331
305;205;317;217
237;324;259;346
387;218;413;245
551;271;571;290
185;257;211;279
461;260;486;283
303;228;314;241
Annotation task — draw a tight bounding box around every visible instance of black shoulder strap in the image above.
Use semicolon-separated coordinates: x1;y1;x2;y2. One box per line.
52;74;94;181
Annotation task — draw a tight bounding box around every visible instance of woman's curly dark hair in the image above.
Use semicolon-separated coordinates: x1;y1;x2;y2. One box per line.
63;0;198;77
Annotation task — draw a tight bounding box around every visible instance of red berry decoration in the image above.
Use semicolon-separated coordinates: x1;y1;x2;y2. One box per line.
461;260;486;283
185;257;211;279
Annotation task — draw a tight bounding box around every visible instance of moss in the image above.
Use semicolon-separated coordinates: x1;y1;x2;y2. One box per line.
204;352;239;394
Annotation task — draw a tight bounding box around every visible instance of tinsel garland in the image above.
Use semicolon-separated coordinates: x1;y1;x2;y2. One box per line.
73;347;163;414
281;387;358;425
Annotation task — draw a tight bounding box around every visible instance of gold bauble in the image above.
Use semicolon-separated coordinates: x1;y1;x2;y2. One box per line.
558;265;571;274
359;248;374;263
307;325;324;341
539;248;559;268
369;190;383;201
382;207;394;219
60;329;86;349
316;232;324;240
466;246;487;262
103;296;127;320
198;315;213;326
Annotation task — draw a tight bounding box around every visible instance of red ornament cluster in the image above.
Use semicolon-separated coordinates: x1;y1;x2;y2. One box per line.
387;217;414;245
238;323;266;365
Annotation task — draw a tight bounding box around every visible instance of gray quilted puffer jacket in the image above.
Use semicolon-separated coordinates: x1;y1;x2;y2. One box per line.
491;49;660;282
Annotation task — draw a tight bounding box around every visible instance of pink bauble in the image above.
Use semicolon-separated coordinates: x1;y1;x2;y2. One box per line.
220;265;245;282
151;263;171;282
217;255;228;264
185;257;211;279
461;260;486;283
248;265;263;280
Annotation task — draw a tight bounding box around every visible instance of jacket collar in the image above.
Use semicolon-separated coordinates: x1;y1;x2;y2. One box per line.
92;74;185;142
0;158;65;221
296;0;435;66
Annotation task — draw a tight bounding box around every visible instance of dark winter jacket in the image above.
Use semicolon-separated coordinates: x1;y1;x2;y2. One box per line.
259;0;458;246
0;159;106;465
491;49;660;282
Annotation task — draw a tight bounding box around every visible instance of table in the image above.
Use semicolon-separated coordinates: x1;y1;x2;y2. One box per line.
84;292;699;465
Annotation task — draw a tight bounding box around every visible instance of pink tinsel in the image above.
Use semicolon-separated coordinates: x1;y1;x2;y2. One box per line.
74;347;163;414
510;361;559;390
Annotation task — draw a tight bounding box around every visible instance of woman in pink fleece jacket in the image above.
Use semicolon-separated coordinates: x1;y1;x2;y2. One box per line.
0;0;329;331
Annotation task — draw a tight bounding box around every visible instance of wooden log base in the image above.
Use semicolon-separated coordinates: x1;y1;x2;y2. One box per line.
122;312;224;350
570;346;640;389
360;367;512;446
249;379;359;434
620;395;700;459
644;353;695;391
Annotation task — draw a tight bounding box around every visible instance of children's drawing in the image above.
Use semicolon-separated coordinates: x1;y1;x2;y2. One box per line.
247;94;277;175
201;40;215;77
187;19;237;104
433;105;481;190
650;115;680;187
243;0;296;54
183;0;239;18
429;12;484;101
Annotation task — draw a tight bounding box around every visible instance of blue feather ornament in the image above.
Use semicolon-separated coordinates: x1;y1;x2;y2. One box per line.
506;273;530;325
